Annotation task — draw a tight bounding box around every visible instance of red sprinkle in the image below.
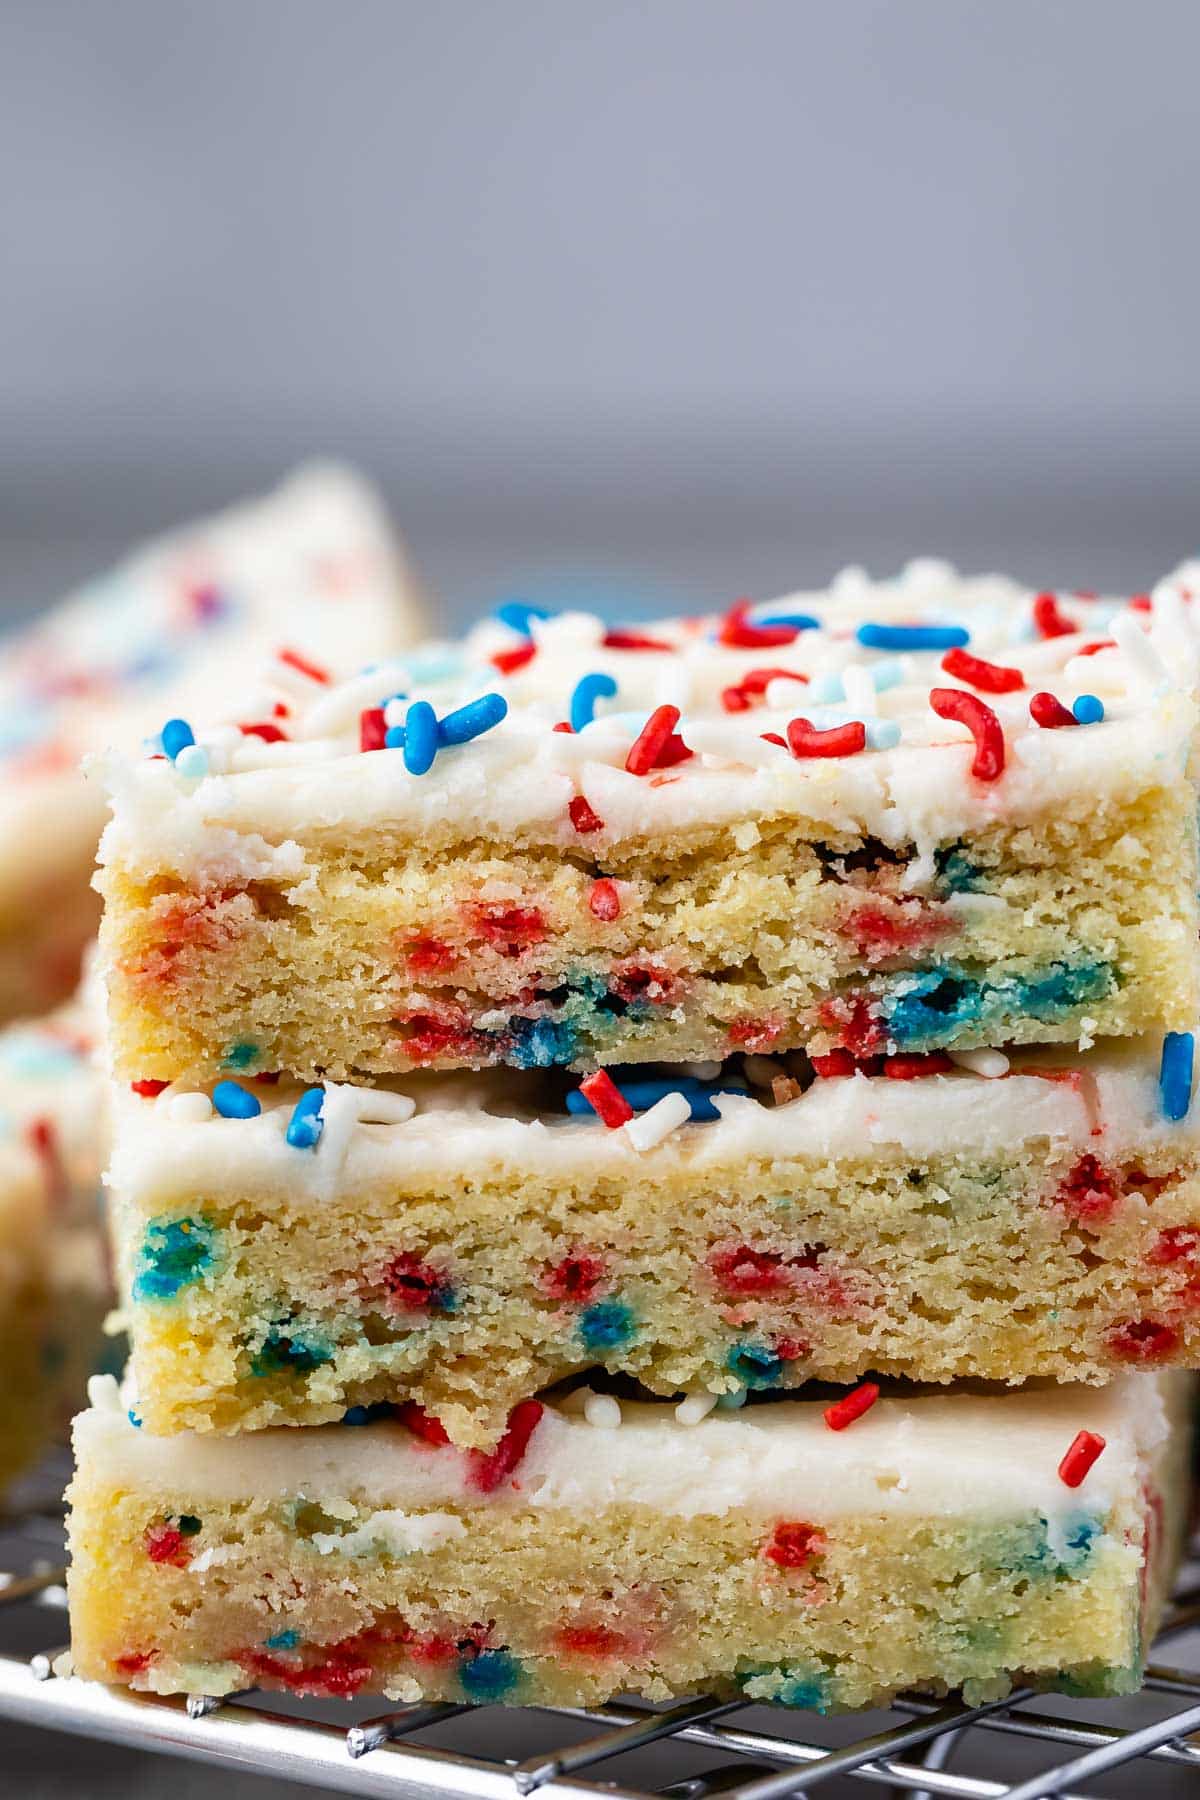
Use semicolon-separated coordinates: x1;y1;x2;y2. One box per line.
810;1049;860;1078
708;1243;821;1295
717;599;799;649
1029;691;1077;729
760;731;788;748
239;721;289;743
1107;1319;1180;1363
786;717;866;759
569;795;605;834
1055;1154;1118;1225
589;879;621;922
1129;593;1153;612
824;1382;880;1431
115;1650;155;1676
404;935;458;975
144;1522;190;1567
883;1052;954;1079
468;1399;544;1493
1033;592;1079;638
1058;1429;1106;1488
131;1079;169;1098
1148;1226;1200;1266
552;720;574;733
470;904;547;956
1077;639;1116;656
381;1251;452;1314
278;646;331;685
395;1401;451;1447
578;1069;635;1129
359;706;387;751
626;705;690;775
940;646;1024;694
743;666;808;695
602;629;673;652
764;1521;826;1569
721;685;754;713
491;641;537;675
541;1252;607;1303
929;687;1005;781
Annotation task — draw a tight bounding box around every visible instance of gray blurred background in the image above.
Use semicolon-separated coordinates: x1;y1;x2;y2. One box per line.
4;3;1200;1792
3;0;1200;633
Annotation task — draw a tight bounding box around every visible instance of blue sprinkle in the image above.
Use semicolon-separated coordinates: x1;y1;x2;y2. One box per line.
212;1080;261;1120
160;718;195;760
717;1386;747;1410
265;1629;300;1650
459;1647;522;1701
580;1299;636;1352
286;1087;325;1150
726;1341;782;1387
1160;1032;1194;1121
856;623;969;651
174;744;210;780
403;700;438;775
384;725;406;749
133;1216;216;1301
869;659;905;692
508;1016;578;1068
565;1077;748;1122
438;692;508;745
222;1042;260;1071
569;672;618;733
127;1409;143;1429
807;672;845;704
494;601;552;637
341;1403;397;1426
755;611;821;631
865;719;901;751
1072;694;1105;725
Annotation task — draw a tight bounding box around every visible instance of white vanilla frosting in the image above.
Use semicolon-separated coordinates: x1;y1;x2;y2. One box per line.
107;1035;1199;1212
76;1370;1178;1531
96;562;1200;882
0;463;419;908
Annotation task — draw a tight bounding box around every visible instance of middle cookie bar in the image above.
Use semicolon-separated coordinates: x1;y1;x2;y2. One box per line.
112;1040;1200;1446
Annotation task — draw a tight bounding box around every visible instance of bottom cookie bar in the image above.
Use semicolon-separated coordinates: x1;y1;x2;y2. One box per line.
66;1372;1190;1710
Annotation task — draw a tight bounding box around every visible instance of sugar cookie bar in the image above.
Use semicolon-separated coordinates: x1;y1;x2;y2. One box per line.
0;991;109;1490
65;1370;1191;1709
0;462;420;1022
110;1039;1200;1445
96;566;1200;1082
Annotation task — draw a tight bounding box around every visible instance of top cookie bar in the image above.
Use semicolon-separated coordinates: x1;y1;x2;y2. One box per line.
97;561;1200;1082
0;461;422;1024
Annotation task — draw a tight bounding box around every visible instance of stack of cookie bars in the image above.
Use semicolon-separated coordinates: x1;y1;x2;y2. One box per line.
68;560;1200;1712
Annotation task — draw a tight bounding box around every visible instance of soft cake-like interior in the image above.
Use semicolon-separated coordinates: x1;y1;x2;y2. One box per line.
65;1375;1190;1709
100;788;1199;1081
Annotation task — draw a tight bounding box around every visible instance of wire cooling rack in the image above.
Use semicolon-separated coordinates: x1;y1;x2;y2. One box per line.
1;1471;1198;1800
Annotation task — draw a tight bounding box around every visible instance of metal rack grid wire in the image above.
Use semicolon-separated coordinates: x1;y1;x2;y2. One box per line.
0;1526;1198;1800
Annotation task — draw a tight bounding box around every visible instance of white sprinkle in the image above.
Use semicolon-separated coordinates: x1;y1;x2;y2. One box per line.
584;1393;623;1429
841;662;876;716
298;659;413;739
681;1060;723;1081
675;1392;718;1425
1112;613;1171;694
685;721;784;767
174;744;210;781
348;1088;417;1126
623;1090;692;1152
717;1385;748;1410
654;664;692;711
168;1091;215;1123
949;1048;1010;1079
312;1082;363;1191
383;697;408;729
764;674;812;709
87;1374;122;1412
